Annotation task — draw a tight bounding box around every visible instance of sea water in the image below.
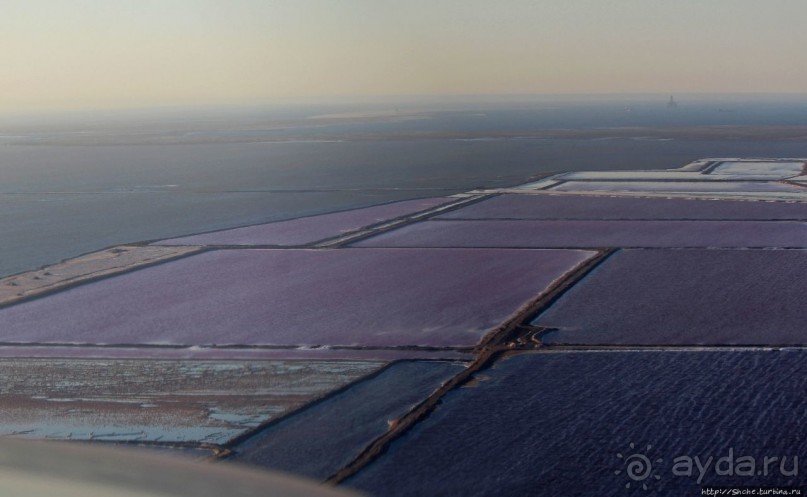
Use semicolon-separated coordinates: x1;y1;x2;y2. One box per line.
2;96;807;277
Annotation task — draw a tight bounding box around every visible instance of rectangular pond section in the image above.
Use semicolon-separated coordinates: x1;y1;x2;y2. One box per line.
0;248;596;348
345;351;807;496
534;249;807;345
437;194;807;221
153;197;452;246
709;161;804;177
355;219;807;248
550;180;803;193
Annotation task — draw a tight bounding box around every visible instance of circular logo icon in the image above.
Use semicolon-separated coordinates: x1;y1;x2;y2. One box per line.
615;443;662;491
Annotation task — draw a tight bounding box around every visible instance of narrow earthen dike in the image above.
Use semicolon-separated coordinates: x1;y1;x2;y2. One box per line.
325;249;615;484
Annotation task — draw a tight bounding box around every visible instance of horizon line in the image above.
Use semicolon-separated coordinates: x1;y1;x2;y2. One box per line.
5;92;807;120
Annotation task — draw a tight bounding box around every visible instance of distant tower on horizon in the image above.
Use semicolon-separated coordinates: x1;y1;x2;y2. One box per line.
667;95;678;109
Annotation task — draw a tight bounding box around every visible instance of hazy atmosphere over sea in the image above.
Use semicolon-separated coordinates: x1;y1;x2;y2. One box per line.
3;95;807;277
5;1;807;276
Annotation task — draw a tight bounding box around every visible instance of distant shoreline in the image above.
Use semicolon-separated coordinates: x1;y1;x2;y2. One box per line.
5;125;807;146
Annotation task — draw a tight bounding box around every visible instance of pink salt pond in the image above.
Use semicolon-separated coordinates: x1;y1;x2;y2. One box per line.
153;197;452;246
0;248;596;348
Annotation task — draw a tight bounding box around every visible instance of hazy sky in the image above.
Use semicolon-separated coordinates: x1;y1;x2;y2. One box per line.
3;0;807;114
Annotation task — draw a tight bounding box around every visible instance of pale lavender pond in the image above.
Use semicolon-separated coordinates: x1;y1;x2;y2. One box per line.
154;197;452;246
0;248;595;348
438;194;807;220
534;249;807;345
0;345;472;361
551;180;803;193
355;219;807;248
